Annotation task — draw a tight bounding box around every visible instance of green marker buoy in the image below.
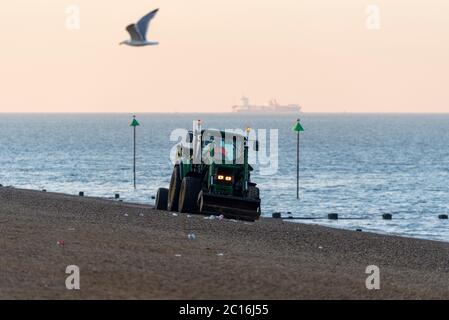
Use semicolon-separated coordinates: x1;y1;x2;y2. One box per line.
292;119;304;199
130;115;140;189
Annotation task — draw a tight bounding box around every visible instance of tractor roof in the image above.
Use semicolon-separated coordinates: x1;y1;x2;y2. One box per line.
199;129;246;140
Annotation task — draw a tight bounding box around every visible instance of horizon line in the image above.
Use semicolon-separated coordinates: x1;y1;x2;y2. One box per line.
1;111;449;115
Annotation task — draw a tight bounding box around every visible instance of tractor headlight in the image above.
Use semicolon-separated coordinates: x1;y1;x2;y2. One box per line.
225;176;232;181
217;175;224;180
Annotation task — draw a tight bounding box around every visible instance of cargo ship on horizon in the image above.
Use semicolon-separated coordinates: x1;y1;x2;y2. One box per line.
232;96;301;114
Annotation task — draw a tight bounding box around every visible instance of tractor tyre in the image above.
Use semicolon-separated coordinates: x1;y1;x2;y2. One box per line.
167;165;181;212
178;177;202;213
155;187;168;210
248;186;260;199
197;191;206;214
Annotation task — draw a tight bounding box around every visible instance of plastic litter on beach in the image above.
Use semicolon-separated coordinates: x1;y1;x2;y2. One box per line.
218;215;224;221
204;215;216;220
174;254;182;257
187;215;191;218
318;246;323;250
187;234;196;240
172;213;178;217
217;253;224;256
56;240;65;246
139;213;144;217
124;213;129;217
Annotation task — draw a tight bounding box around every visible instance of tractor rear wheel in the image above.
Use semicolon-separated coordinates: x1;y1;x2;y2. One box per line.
197;191;206;214
178;177;202;213
248;186;260;199
155;187;168;210
167;165;181;212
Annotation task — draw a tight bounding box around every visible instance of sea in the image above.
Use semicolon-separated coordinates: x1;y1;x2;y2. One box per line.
1;113;448;242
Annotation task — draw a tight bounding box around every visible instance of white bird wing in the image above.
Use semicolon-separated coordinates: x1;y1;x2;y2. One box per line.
136;8;159;40
126;24;144;42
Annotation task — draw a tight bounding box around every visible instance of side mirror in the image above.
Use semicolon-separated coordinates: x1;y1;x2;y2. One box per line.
253;140;259;152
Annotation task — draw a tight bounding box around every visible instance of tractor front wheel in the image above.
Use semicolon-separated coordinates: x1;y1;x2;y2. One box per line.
248;186;260;199
155;187;168;210
167;165;181;212
197;191;207;215
178;177;202;213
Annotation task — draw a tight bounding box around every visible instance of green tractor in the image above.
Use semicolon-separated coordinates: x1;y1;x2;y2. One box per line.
155;126;261;221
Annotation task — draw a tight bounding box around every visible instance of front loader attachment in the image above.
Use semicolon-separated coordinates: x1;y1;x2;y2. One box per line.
198;192;261;221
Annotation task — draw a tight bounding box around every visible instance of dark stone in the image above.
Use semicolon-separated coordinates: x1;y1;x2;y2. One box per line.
382;213;392;220
272;212;281;219
115;193;120;199
356;228;362;232
79;191;84;197
328;213;338;220
438;214;448;220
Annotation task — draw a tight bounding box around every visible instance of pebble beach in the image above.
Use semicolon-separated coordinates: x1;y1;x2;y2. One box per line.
1;186;449;299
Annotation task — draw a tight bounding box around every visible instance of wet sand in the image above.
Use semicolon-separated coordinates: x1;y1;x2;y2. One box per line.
1;186;449;299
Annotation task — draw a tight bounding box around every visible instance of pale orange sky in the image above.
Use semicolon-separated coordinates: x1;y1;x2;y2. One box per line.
1;0;448;113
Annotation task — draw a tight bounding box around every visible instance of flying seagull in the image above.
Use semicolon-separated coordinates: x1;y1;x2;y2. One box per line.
120;9;159;46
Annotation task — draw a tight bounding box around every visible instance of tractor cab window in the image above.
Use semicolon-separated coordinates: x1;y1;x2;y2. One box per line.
202;132;244;164
203;136;214;146
220;140;234;163
226;136;245;165
218;137;244;164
